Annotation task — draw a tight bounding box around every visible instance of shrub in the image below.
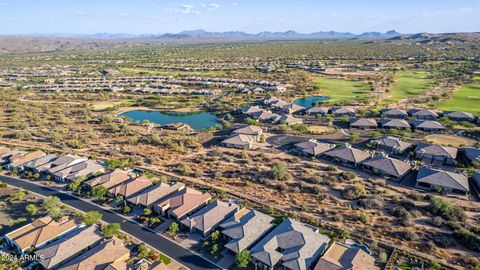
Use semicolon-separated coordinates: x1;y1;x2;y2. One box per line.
359;212;370;224
429;196;466;222
83;211;103;226
377;250;388;263
91;186;108;199
340;171;357;180
167;222;179;235
235;250;251;268
342;183;366;200
268;162;291;181
453;228;480;251
25;204;37;215
42;196;63;219
102;223;121;238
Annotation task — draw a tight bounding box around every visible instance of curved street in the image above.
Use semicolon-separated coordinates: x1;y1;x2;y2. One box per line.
0;175;220;270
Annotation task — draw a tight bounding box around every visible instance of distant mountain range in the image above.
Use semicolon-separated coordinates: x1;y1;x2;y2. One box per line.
25;29;404;40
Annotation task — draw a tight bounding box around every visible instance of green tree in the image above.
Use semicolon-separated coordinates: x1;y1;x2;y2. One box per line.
210;230;221;242
102;223;121;238
235;250;251;268
25;204;37;215
210;243;219;255
69;178;83;192
123;205;131;214
42;196;63;218
91;186;108;199
11;190;26;201
167;222;179;235
83;211;103;226
268;162;291;181
143;208;152;216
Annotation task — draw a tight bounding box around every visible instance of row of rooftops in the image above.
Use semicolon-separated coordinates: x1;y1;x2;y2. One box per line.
5;217;162;270
0;143;378;270
0;148;104;182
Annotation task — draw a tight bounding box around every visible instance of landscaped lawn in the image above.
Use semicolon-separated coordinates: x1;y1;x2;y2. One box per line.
313;76;370;104
436;76;480;114
383;71;434;103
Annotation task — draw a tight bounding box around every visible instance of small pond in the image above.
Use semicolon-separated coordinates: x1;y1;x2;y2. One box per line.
293;96;329;108
119;110;219;131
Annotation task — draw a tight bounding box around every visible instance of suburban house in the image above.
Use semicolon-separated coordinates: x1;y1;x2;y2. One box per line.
445;111;475;122
39;154;88;174
279;103;305;114
461;147;480;164
85;168;136;189
350;118;378;129
222;134;255;149
323;146;371;167
292;140;336;157
275;114;303;125
0;148;22;164
232;125;263;140
332;107;356;117
58;237;130;270
220;208;275;255
249;218;331;270
4;216;82;253
416;166;469;195
379;118;411;130
154;187;212;220
414;143;457;165
411;120;445;132
370;136;412;155
381;109;408;119
253;110;278;122
108;175;155;198
408;109;439;120
361;155;412;180
241;105;263;116
263;97;288;108
23;154;58;172
35;225;103;269
305;107;329;116
314;242;378;270
6;150;46;170
127;182;185;208
180;200;239;237
53;160;105;182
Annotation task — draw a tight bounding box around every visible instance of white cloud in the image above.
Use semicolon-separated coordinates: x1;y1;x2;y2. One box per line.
231;2;238;6
201;3;220;11
164;4;200;15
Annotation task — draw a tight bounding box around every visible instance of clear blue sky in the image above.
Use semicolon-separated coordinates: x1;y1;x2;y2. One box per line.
0;0;479;35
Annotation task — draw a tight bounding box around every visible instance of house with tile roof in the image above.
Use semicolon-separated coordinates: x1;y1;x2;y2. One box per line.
361;155;412;180
53;159;105;182
370;136;412;155
5;216;82;253
108;175;155;198
279;103;305;114
379;118;411;130
381;109;408;119
314;241;378;270
411;120;445;132
6;150;46;170
85;168;136;189
408;109;439;120
350;118;378;129
154;187;211;220
58;237;130;270
127;182;185;208
414;143;457;165
323;146;371;167
232;125;263;140
35;225;103;269
332;107;356;117
416;166;469;195
222;134;255;149
292;140;336;157
38;154;88;174
250;218;331;270
305;107;329;116
220;208;275;254
445;111;475;122
23;154;58;172
180;200;239;237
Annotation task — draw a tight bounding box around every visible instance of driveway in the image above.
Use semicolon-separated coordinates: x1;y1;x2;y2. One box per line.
0;175;220;270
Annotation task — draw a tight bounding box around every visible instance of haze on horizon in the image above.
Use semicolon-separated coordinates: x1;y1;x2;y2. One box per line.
0;0;479;35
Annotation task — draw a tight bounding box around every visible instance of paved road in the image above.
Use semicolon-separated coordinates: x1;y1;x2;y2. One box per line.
0;175;220;270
